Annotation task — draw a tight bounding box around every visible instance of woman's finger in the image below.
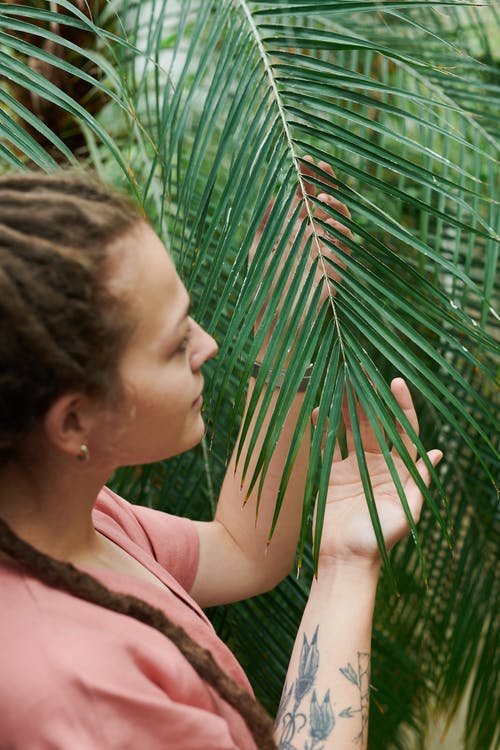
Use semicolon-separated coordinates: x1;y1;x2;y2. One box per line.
316;192;351;222
341;383;385;455
311;407;324;447
403;448;443;522
299;155;318;202
317;160;339;191
391;378;420;461
323;218;352;258
312;406;347;463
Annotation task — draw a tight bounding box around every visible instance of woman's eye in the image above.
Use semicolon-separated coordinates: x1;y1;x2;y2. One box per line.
177;329;192;354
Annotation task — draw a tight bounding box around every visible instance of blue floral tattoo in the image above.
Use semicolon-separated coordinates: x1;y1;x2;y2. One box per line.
276;626;370;749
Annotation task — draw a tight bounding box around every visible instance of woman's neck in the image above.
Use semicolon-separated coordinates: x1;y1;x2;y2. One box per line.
0;449;111;562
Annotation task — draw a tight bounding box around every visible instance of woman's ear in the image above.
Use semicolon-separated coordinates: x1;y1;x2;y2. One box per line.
43;393;94;459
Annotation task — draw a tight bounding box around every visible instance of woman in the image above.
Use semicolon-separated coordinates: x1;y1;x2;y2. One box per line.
0;167;442;749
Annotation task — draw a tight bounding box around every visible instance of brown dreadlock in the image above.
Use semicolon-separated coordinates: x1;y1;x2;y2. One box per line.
0;169;277;750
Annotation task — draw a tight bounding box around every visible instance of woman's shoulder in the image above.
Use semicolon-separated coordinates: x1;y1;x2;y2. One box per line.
93;486;200;592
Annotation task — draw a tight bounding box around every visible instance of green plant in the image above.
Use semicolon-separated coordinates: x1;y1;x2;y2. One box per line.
0;2;498;748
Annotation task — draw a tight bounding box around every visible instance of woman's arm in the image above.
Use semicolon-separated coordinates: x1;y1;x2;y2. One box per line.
275;562;377;749
274;379;442;749
190;382;309;607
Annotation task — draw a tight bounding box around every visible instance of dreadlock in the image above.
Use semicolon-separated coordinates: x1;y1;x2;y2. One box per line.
0;169;277;750
0;169;138;457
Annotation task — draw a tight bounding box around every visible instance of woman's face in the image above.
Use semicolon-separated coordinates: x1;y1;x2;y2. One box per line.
98;222;218;466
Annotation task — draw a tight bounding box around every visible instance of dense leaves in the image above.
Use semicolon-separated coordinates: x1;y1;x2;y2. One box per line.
0;2;498;748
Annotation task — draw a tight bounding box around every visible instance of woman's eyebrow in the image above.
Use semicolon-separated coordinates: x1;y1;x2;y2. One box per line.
183;296;192;321
175;295;192;328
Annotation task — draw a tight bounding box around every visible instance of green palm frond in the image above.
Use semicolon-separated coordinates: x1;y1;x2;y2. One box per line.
0;1;498;748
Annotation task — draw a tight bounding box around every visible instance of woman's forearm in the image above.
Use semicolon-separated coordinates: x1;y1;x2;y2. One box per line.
190;380;311;607
274;561;380;750
215;380;310;583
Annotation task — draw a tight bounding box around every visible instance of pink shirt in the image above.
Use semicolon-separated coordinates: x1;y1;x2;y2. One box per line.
0;488;258;749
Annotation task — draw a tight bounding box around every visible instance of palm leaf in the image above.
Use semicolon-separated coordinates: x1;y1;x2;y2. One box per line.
0;2;498;748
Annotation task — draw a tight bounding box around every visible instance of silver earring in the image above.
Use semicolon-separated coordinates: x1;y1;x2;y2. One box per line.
77;443;90;462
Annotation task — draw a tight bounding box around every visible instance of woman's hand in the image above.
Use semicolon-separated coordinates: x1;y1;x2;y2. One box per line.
315;378;442;569
251;157;352;363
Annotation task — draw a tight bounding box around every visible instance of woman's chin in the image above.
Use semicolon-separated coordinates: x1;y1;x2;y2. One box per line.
169;417;207;457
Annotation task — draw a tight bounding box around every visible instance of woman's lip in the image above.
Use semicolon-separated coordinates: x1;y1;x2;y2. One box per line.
192;394;203;409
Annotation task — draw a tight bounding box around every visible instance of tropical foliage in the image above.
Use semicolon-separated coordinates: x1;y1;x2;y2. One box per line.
0;1;498;748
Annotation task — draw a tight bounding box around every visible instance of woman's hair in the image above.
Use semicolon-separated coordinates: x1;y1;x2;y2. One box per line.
0;169;139;459
0;169;277;749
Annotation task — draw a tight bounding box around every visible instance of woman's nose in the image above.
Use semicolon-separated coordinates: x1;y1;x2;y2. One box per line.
190;320;218;371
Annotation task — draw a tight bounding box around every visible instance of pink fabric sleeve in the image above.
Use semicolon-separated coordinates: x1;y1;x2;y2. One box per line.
94;486;200;592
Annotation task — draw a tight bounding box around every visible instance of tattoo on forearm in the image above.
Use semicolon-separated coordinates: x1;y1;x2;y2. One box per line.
276;626;370;749
339;651;370;745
